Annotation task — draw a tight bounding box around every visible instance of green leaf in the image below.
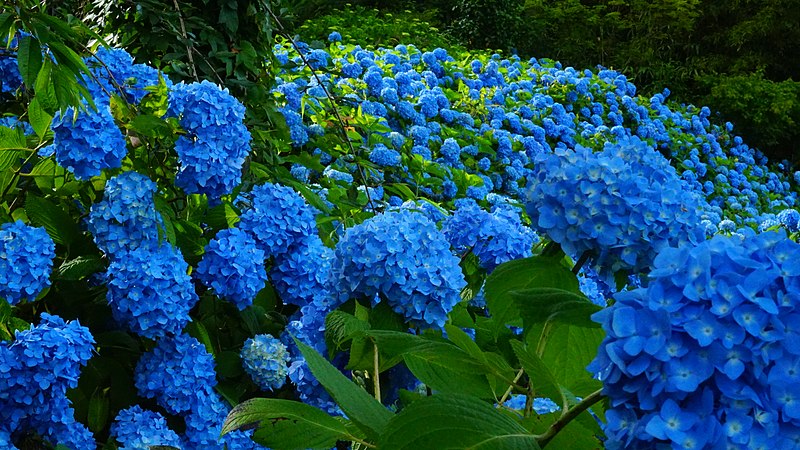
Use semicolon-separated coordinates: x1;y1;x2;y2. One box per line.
128;113;172;137
28;97;53;138
25;194;81;245
17;34;42;88
484;256;579;341
511;288;602;329
57;255;105;280
325;309;370;350
403;342;495;398
0;125;25;171
34;58;58;112
294;338;393;440
378;393;539;450
223;398;349;449
509;340;564;410
534;325;604;397
87;388;109;433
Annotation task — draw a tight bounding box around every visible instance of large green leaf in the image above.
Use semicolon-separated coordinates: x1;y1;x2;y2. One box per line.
0;125;24;171
25;194;81;245
509;340;564;410
512;288;602;329
17;34;42;88
295;338;393;441
378;393;539;450
403;341;495;398
484;256;579;341
222;398;349;449
533;325;605;397
57;255;105;280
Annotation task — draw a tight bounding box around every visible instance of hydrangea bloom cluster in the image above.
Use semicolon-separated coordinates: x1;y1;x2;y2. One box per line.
0;314;95;450
442;199;537;272
331;209;466;328
241;334;291;391
106;244;198;338
51;105;128;180
504;395;561;415
589;231;800;448
0;35;22;93
82;47;162;104
111;405;182;450
237;182;318;257
270;234;333;308
87;171;164;256
195;228;267;310
525;136;705;275
0;221;55;305
167;80;252;199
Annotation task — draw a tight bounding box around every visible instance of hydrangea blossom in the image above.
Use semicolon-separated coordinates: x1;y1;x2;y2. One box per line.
167;81;252;199
196;228;267;310
0;314;95;450
0;221;55;305
111;406;182;450
51;105;128;180
86;171;163;256
134;333;217;415
241;334;291;391
82;47;162;104
270;234;333;308
525;136;705;276
589;231;800;448
181;386;265;450
442;199;537;272
0;36;22;93
331;209;466;328
237;182;318;257
106;244;198;339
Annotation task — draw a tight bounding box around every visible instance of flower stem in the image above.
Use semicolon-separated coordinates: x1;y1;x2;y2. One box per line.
535;388;604;448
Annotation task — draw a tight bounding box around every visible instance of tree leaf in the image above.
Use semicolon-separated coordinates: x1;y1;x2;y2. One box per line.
484;256;579;341
223;398;349;449
295;338;393;441
17;34;42;88
511;288;602;329
378;393;540;450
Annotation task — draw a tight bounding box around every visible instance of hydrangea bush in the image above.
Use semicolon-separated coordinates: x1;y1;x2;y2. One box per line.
3;8;800;450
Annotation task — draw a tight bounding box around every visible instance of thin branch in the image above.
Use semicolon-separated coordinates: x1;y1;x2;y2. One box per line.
171;0;199;81
373;342;381;402
572;250;591;275
535;388;604;448
498;368;524;404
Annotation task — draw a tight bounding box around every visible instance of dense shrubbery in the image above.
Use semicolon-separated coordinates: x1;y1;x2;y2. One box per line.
2;3;800;450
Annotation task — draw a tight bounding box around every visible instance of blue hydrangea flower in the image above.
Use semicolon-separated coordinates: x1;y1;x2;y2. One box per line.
86;171;164;256
0;116;33;135
777;209;800;232
442;199;537;272
0;37;22;93
504;395;561;415
525;136;705;276
589;231;800;448
106;244;198;339
196;228;267;310
237;183;318;257
369;143;402;167
270;234;333;308
0;221;55;305
328;31;342;42
181;386;266;450
241;334;291;391
331;209;466;328
134;333;217;415
51;105;128;180
111;405;182;450
82;47;163;104
0;314;95;450
167;81;252;199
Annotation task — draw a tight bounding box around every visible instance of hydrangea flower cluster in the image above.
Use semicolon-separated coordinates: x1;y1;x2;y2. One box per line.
106;244;198;339
111;405;182;450
82;47;162;104
51;105;128;180
241;334;291;391
504;395;561;415
0;314;95;450
0;35;22;93
167;80;252;199
525;136;705;275
86;171;164;256
270;234;333;308
442;199;537;272
195;228;267;310
589;231;800;448
237;182;318;257
331;209;466;328
0;221;55;305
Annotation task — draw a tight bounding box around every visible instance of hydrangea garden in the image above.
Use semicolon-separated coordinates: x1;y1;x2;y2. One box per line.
2;5;800;450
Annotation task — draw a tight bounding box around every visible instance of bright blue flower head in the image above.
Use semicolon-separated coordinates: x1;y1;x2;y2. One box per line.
106;244;198;339
237;182;318;257
82;47;162;104
111;405;182;450
590;231;800;448
87;171;164;256
241;334;290;391
369;143;402;167
51;105;128;180
525;136;705;276
271;234;333;308
196;228;267;310
0;221;54;305
331;209;466;328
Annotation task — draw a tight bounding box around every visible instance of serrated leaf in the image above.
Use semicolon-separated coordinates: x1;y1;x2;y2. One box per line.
87;388;109;433
326;310;371;351
0;125;24;171
128;113;171;137
28;97;52;138
535;324;605;397
512;288;602;329
25;194;81;245
57;255;105;280
294;338;393;441
34;58;58;112
378;393;539;450
510;340;564;410
484;256;579;341
223;398;349;449
17;34;42;88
